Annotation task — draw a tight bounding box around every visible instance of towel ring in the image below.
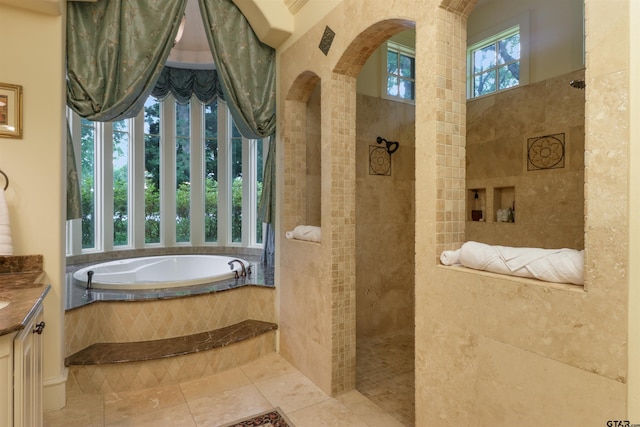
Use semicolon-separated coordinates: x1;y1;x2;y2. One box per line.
0;169;8;191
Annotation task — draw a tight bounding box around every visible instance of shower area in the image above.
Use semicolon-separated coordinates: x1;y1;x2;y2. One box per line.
354;30;416;426
279;23;417;426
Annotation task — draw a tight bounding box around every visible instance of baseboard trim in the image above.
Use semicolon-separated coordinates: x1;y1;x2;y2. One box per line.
43;369;67;411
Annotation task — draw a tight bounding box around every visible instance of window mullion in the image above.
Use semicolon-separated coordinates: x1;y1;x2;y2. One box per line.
132;107;146;248
191;99;205;246
242;136;253;247
161;97;176;247
217;102;230;246
101;122;114;252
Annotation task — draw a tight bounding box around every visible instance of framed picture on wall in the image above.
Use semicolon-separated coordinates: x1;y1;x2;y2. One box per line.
0;83;23;139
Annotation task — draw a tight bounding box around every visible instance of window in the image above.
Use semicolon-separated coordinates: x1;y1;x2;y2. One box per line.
66;95;267;255
383;41;415;102
468;26;520;98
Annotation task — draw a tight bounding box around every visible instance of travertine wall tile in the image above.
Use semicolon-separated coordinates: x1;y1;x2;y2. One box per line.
476;337;625;425
277;0;630;421
355;94;415;338
466;70;586;248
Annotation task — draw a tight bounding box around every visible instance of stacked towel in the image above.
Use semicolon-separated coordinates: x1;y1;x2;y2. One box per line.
285;225;321;243
0;189;13;256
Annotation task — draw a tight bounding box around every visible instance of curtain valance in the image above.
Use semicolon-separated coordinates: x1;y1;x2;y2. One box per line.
152;66;225;105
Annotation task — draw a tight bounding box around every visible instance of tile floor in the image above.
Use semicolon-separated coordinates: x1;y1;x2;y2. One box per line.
44;352;408;427
357;329;415;426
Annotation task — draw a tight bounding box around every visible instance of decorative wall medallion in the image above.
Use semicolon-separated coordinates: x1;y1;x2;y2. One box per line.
527;133;565;171
369;146;391;176
319;26;335;56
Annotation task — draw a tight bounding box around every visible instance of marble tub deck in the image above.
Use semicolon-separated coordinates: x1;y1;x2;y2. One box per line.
65;255;274;310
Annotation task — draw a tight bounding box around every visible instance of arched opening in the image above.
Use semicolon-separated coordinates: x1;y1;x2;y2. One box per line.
283;71;322;231
334;19;416;424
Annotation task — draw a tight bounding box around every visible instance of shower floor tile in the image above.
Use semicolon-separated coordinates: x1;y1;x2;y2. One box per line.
357;330;415;426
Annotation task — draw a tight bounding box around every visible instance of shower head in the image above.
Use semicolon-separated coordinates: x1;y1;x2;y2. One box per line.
569;79;586;89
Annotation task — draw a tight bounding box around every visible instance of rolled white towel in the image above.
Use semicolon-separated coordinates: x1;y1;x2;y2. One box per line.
286;225;321;242
440;249;461;265
293;225;321;242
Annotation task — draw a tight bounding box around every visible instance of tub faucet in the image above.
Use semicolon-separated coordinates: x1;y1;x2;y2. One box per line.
86;270;94;290
228;259;247;279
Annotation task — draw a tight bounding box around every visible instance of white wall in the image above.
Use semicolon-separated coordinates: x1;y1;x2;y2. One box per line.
0;3;67;411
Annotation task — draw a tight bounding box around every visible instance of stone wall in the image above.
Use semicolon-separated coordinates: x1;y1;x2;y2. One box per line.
466;69;585;249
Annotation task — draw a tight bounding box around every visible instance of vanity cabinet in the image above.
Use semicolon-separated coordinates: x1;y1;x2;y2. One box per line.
14;302;44;427
0;331;13;427
0;302;45;427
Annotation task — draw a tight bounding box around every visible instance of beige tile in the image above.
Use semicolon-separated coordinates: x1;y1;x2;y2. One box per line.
254;370;330;413
103;384;186;425
180;367;251;402
44;393;104;427
288;398;370;427
239;352;298;383
337;390;406;427
105;402;196;427
476;336;626;426
186;383;272;427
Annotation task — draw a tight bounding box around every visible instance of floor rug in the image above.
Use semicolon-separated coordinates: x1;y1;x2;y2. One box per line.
220;408;294;427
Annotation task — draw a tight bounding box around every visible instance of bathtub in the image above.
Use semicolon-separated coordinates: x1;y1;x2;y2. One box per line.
72;255;251;290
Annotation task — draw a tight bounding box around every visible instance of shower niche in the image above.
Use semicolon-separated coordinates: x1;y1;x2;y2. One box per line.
493;186;515;223
468;188;486;221
467;186;515;223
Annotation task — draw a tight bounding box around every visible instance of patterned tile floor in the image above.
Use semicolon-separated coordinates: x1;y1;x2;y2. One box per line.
357;330;415;426
44;352;406;427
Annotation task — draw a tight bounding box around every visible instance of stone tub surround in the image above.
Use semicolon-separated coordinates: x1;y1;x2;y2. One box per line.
65;319;277;366
65;283;277;357
0;255;50;336
64;251;278;394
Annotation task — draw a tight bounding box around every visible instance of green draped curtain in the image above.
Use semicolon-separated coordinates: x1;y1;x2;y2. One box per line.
66;121;82;220
66;0;188;121
199;0;277;262
65;0;187;221
152;66;225;105
198;0;276;139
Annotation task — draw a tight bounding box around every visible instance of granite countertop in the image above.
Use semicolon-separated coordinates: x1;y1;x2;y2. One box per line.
0;255;50;337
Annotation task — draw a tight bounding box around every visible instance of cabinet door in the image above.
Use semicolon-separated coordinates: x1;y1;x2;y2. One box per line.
0;334;15;427
13;303;44;427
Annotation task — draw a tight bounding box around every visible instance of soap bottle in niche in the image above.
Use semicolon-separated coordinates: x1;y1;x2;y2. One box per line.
471;190;483;221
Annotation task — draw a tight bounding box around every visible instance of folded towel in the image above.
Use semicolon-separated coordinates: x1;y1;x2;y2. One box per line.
440;249;461;265
285;225;321;243
0;190;12;256
0;190;9;225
